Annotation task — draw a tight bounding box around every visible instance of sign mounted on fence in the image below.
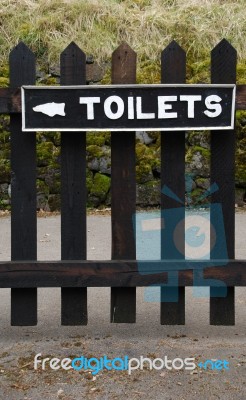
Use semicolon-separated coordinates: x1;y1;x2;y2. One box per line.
22;84;236;132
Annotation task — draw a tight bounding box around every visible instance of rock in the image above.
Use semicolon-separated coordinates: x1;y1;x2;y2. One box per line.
49;63;60;77
48;194;61;211
195;177;210;190
235;188;245;206
88;156;111;174
37;193;50;211
185;175;197;192
86;62;105;83
88;173;111;206
187;131;210;149
86;55;94;64
186;146;210;177
136;131;154;145
136;180;161;206
0;183;8;194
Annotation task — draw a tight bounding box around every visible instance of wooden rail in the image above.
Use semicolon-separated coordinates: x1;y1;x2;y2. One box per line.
0;84;246;114
0;260;245;287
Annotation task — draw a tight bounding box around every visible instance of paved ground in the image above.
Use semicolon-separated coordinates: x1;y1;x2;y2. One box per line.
0;212;245;400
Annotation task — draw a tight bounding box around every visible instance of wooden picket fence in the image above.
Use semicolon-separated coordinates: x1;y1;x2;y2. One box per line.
0;39;245;326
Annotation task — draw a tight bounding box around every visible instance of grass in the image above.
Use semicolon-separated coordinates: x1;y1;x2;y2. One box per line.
0;0;245;82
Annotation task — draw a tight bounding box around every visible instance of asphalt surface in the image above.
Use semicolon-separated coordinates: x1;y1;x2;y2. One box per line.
0;212;245;400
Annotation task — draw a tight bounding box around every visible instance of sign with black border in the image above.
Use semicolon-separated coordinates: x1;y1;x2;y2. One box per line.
22;84;236;132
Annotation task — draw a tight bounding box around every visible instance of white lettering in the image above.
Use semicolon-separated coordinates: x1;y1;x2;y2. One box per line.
172;358;184;370
128;96;134;119
34;353;42;370
50;358;61;370
61;358;72;370
184;357;196;370
204;95;222;117
128;358;140;375
158;96;177;118
180;95;202;118
79;97;100;120
136;97;155;119
104;96;124;119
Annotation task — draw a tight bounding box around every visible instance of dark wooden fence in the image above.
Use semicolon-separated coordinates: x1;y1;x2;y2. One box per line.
0;39;245;326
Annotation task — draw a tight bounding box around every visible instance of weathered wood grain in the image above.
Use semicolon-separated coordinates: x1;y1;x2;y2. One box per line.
210;39;237;325
60;42;87;325
160;40;186;325
0;260;245;287
111;42;137;323
9;42;37;326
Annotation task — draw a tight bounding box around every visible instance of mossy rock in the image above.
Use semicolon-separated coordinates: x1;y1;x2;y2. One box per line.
187;131;210;149
37;141;59;167
0;183;10;208
195;177;210;190
86;144;104;159
86;132;110;147
0;77;9;87
147;132;160;142
0;143;10;159
86;168;94;193
37;193;50;211
136;163;153;183
37;179;49;195
187;188;210;206
136;142;160;171
44;170;61;194
43;132;61;147
136;180;161;206
87;145;111;174
235;188;245;206
186;146;210;177
0;131;10;145
88;172;111;206
48;194;61;211
0;115;10;147
0;160;10;183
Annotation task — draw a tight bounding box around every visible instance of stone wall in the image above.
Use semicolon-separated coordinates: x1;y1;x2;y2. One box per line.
0;61;245;210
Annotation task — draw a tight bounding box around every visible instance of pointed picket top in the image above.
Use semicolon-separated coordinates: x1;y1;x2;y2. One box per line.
211;38;236;58
60;42;86;85
112;42;136;84
161;40;186;83
9;41;35;60
162;40;185;56
9;42;36;86
211;39;237;84
61;41;86;59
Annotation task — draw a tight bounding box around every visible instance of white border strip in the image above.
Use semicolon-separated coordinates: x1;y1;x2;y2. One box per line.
21;84;236;132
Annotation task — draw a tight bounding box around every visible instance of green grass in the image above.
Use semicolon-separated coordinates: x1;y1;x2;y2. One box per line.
0;0;245;82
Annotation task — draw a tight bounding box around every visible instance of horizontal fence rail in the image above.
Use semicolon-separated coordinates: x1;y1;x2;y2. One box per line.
0;260;245;287
0;39;245;327
0;85;246;113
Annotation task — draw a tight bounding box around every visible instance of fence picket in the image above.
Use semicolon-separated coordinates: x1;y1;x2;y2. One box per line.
210;39;237;325
160;41;186;325
9;42;37;325
111;42;136;323
60;42;87;325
